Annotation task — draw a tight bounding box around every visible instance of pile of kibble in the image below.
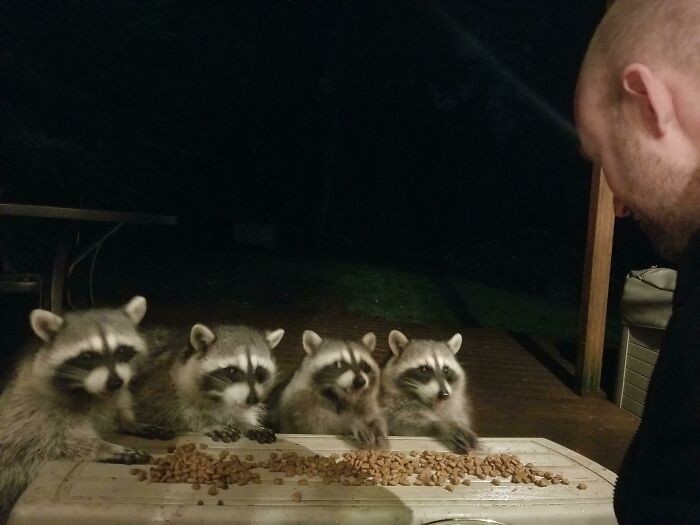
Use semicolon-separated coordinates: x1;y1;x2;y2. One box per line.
129;443;588;503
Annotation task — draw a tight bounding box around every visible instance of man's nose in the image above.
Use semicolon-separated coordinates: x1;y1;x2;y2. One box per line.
613;196;631;218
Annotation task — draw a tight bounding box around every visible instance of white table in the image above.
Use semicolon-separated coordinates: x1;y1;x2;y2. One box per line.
9;435;617;525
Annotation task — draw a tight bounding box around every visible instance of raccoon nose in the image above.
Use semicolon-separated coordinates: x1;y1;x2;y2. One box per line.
352;376;366;389
246;391;259;405
437;390;449;400
106;375;123;391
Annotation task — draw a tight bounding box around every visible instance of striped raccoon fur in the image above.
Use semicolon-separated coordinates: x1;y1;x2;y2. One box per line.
0;297;172;520
133;324;283;444
380;330;478;452
275;331;387;448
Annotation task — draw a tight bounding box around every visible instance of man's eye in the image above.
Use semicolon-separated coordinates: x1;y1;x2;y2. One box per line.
115;345;136;362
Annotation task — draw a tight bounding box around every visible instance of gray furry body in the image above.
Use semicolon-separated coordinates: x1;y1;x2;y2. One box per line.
133;324;283;443
0;298;170;520
380;330;478;452
275;331;387;448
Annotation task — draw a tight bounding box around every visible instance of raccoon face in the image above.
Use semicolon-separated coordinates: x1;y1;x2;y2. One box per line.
387;330;465;407
191;324;283;408
30;296;148;397
303;330;379;402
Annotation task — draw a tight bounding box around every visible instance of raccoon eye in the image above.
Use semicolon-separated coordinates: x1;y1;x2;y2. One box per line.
114;345;136;362
255;366;269;383
360;361;372;374
226;366;244;380
442;365;450;375
336;360;343;369
74;351;101;368
419;365;432;375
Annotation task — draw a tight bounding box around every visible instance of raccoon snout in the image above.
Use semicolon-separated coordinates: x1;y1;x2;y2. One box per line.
245;391;259;406
437;390;450;400
106;375;124;392
352;376;366;390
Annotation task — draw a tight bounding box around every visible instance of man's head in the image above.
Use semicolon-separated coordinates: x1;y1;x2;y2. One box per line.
575;0;700;260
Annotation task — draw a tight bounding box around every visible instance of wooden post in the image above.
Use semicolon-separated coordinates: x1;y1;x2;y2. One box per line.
576;166;615;396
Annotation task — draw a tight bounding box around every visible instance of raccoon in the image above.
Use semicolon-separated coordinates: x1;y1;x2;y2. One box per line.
133;324;283;444
380;330;478;453
0;297;172;519
275;331;387;448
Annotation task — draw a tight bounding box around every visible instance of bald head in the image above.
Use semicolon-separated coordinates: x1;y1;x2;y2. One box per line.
582;0;700;101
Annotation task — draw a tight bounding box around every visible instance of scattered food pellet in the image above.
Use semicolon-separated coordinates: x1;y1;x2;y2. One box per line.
273;478;283;485
197;500;204;506
298;479;308;485
562;479;570;485
199;443;208;449
577;483;588;490
167;446;176;453
129;468;139;475
192;483;200;490
491;479;501;486
291;490;302;503
217;500;224;506
461;479;471;486
137;471;147;481
208;486;218;496
219;451;229;460
445;484;456;492
245;455;254;461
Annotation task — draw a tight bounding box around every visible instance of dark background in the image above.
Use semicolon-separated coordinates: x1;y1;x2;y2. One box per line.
1;1;660;367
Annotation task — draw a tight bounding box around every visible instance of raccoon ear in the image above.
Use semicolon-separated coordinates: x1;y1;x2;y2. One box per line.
447;333;463;354
265;328;285;349
30;309;64;342
190;324;216;352
123;296;147;325
302;330;323;355
361;332;377;352
388;330;409;356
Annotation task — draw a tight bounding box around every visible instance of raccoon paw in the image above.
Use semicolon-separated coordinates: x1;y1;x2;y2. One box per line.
102;447;152;465
353;424;377;448
205;426;241;443
128;423;175;441
245;427;276;444
447;425;479;453
368;419;389;450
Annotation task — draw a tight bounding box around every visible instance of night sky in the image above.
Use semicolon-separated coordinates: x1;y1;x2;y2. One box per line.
1;1;659;305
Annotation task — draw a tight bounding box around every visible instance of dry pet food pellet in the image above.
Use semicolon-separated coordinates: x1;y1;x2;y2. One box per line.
199;443;208;449
273;478;283;485
245;455;254;461
208;486;218;496
197;500;204;506
298;479;308;485
491;479;501;486
577;483;588;490
291;490;302;503
462;479;471;486
445;484;456;492
217;500;224;506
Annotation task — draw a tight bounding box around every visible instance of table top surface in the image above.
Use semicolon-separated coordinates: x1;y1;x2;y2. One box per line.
9;434;617;525
0;203;177;225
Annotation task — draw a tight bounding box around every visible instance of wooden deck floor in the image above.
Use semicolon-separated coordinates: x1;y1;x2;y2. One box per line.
146;300;638;473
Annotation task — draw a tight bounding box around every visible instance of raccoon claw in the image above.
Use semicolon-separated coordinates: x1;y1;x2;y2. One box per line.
131;424;175;441
449;426;478;453
103;447;151;465
245;427;276;444
205;427;241;443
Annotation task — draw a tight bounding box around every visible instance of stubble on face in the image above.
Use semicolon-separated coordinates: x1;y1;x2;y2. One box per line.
615;127;700;260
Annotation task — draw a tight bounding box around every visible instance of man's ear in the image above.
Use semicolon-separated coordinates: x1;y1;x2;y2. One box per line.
621;63;674;138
